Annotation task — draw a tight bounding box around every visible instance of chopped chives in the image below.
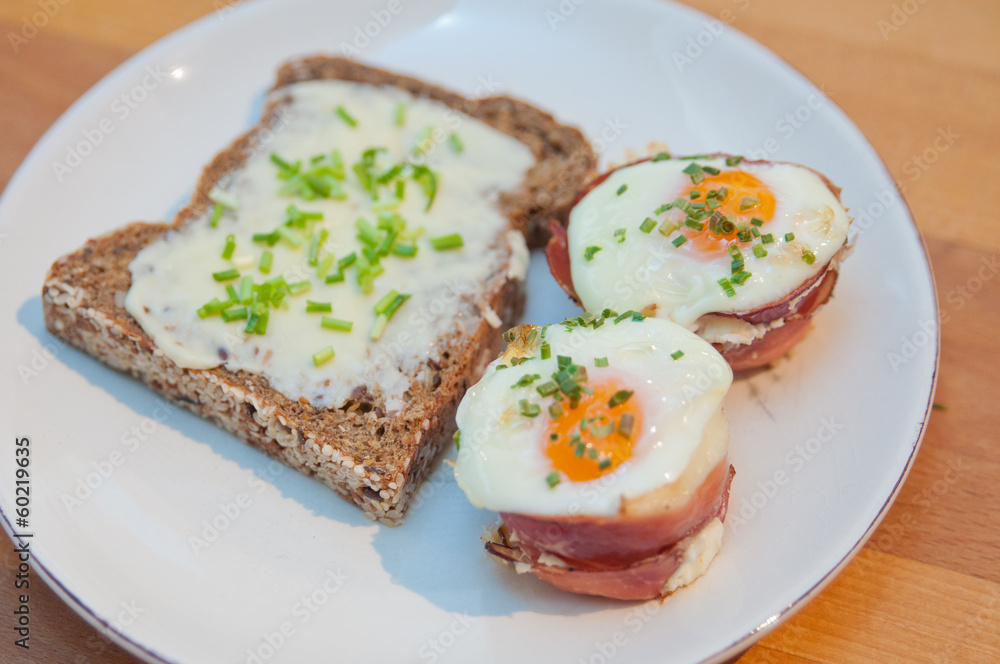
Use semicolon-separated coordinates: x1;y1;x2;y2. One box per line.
583;245;602;261
324;270;345;284
654;203;673;215
545;472;560;489
374;290;401;315
639;217;657;233
618;413;635;440
718;277;737;297
537;381;559;397
259;250;273;273
321;317;353;332
196;298;226;318
659;220;677;236
338;252;357;269
255;310;269;334
221;307;248;322
652;152;671;161
608;390;633;408
392;243;417;257
307;230;328;266
270;153;294;171
616;184;628;196
369;292;410;340
222;234;236;260
761;233;775;244
239;276;253;303
682;162;707;185
448;132;464;153
785;232;796;242
671;235;687;247
598;458;612;470
225;284;239;302
335;105;357;127
358;272;375;295
306;301;332;313
540;342;551;360
394;102;406;126
208;187;239;210
212;269;240;282
316;253;335;278
209;203;224;228
511;373;542;389
802;251;816;265
739;196;760;210
671;350;684;360
548;403;563;419
725;155;744;166
614;228;626;243
685;219;705;231
750;217;765;227
383;292;410;317
519;399;541;418
276;226;303;248
429;233;464;251
411;165;438;211
732;270;752;285
753;244;768;258
252;232;279;245
312;346;336;366
594;357;609;367
590;421;615;438
288;280;311;295
356;217;381;247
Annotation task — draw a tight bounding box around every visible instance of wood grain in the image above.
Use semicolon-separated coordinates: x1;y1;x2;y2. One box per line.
2;1;998;662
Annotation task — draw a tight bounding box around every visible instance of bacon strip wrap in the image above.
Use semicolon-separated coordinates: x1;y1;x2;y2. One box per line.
485;464;735;601
545;154;849;371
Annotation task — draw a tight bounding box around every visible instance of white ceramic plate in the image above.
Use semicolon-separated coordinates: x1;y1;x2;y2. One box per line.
0;1;938;662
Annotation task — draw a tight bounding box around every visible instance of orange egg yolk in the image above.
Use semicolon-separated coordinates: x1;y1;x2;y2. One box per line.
675;170;776;256
545;381;643;482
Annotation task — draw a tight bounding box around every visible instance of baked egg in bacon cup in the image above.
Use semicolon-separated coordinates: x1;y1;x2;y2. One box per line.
546;154;852;371
453;314;734;600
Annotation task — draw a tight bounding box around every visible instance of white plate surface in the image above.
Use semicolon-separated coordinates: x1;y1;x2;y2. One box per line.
0;1;938;662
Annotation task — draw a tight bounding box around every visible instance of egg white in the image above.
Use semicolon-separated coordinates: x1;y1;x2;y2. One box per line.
453;317;732;518
567;157;850;328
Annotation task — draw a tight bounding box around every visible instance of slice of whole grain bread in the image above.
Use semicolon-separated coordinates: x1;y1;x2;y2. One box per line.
42;56;595;525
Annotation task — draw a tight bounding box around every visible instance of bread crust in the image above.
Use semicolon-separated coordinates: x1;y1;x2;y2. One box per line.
41;57;596;525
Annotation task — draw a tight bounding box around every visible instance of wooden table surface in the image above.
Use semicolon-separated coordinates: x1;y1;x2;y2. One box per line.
2;1;998;662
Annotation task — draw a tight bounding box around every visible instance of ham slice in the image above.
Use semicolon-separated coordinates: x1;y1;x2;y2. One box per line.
485;465;735;601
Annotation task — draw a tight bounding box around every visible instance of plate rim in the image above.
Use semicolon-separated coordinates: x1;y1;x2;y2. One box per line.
0;0;940;662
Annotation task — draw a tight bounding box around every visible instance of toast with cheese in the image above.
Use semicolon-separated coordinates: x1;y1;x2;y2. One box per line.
42;57;595;524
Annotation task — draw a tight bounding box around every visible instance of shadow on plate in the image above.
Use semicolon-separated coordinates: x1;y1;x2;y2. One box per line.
19;296;621;618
